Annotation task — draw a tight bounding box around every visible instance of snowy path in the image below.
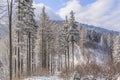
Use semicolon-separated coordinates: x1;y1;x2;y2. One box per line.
24;76;64;80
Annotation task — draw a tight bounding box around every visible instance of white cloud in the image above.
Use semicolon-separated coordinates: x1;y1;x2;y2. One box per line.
57;0;120;31
33;3;61;21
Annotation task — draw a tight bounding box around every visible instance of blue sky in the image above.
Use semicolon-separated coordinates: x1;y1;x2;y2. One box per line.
34;0;68;11
34;0;96;11
33;0;120;31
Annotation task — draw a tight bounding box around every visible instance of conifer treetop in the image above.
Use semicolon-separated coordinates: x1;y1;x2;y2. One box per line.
69;10;75;24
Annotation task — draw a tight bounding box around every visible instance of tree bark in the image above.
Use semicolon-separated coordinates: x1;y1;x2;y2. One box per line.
72;40;74;71
67;42;69;70
28;32;31;76
7;0;13;79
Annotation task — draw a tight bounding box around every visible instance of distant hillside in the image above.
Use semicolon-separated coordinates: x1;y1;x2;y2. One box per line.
55;20;119;35
0;20;119;39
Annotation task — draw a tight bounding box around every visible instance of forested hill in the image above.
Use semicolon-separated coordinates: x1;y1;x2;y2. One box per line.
0;19;119;39
55;20;119;35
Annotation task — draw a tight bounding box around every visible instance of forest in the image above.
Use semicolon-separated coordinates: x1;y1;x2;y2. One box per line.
0;0;120;80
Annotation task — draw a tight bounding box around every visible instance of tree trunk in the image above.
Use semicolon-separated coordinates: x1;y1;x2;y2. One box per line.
72;41;74;71
14;47;17;77
67;42;69;70
7;0;13;79
17;31;20;79
27;33;29;76
28;32;31;76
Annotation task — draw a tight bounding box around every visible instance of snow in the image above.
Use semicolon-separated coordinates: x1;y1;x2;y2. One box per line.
85;48;110;65
73;43;108;66
75;45;110;66
24;75;120;80
117;77;120;80
74;43;86;65
0;37;9;80
24;76;64;80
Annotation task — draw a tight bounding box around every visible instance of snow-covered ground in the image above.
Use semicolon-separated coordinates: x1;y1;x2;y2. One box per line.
24;76;64;80
0;37;9;80
24;75;120;80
